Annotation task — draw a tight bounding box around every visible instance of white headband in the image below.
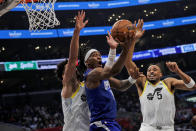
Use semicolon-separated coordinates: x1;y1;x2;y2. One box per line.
84;49;98;62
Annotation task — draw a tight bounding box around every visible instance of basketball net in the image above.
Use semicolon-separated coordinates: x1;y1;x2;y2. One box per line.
21;0;60;31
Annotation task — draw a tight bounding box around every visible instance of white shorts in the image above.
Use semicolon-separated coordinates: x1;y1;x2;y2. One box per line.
139;123;174;131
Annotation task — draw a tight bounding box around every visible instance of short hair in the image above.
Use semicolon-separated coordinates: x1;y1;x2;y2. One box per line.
56;60;68;80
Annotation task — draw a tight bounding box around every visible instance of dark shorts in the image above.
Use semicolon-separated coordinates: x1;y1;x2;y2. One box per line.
90;120;121;131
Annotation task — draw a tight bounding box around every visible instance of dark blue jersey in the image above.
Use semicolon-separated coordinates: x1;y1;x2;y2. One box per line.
84;69;117;123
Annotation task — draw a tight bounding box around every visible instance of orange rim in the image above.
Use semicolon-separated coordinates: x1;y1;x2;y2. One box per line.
20;0;39;3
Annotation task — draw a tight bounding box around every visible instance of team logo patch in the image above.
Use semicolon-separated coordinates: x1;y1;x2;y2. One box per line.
81;94;87;102
104;81;110;90
147;87;163;100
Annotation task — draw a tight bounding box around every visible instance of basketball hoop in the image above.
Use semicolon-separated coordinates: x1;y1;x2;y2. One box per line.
21;0;60;31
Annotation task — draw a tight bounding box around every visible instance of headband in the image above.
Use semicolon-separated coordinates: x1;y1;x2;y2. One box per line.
84;49;98;62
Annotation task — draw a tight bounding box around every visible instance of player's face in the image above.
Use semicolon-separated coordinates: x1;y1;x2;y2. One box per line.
147;65;162;83
86;51;102;68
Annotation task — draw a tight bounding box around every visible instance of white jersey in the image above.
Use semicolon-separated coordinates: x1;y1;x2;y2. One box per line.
61;82;90;131
139;80;175;127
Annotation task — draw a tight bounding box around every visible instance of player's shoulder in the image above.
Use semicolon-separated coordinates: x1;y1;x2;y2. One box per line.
163;77;178;86
85;67;104;83
88;67;103;76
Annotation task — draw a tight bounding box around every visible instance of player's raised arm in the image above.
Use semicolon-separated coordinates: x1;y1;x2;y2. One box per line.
87;31;134;83
165;61;196;91
63;11;88;83
124;19;146;89
103;31;118;71
104;30;143;91
62;11;88;97
109;66;143;91
125;19;145;74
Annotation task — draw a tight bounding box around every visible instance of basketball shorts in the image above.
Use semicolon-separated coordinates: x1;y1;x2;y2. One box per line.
139;123;174;131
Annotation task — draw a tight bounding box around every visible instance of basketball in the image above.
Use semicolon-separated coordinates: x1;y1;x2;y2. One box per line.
111;19;135;42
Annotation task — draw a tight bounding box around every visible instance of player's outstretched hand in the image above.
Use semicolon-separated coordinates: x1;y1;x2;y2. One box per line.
166;61;180;73
134;19;145;40
106;31;119;49
75;10;88;31
129;66;144;80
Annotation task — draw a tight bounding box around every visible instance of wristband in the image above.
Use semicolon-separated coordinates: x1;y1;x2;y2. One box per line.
128;75;136;84
185;78;195;88
105;48;116;67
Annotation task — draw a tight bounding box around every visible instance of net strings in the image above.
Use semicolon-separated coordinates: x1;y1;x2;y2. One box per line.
21;0;60;31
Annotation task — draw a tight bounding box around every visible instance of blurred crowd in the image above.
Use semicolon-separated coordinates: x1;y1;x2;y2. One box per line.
0;103;63;129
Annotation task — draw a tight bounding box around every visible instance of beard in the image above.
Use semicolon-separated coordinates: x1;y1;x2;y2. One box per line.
87;63;96;69
148;79;158;84
87;62;102;69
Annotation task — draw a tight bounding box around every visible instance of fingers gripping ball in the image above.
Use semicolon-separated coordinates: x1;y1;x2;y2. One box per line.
111;19;135;42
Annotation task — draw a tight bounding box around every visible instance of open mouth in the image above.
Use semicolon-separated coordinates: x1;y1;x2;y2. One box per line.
98;61;102;67
148;74;155;79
